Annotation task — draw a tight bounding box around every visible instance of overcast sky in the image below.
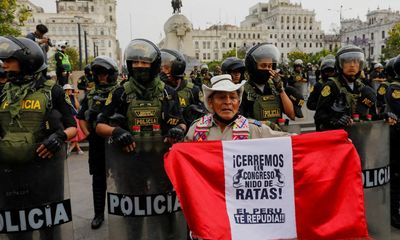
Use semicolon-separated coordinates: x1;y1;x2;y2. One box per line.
29;0;400;49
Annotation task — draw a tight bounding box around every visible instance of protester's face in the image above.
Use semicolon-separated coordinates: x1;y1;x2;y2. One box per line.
1;58;20;72
342;60;360;77
230;70;242;84
208;91;240;120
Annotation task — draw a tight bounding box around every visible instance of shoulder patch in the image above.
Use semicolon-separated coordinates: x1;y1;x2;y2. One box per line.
378;86;386;96
392;90;400;99
321;85;331;97
105;92;113;105
309;85;314;93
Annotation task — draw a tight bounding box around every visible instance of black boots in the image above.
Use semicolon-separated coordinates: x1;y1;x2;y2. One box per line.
91;214;104;229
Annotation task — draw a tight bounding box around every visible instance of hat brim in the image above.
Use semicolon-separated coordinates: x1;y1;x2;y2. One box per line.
202;80;246;114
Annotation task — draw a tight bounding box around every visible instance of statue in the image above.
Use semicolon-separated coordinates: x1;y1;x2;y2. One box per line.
171;0;182;14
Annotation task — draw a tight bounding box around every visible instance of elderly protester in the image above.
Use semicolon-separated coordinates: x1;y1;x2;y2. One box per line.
185;74;289;141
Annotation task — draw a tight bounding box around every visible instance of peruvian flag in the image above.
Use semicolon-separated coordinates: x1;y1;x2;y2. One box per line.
164;130;368;240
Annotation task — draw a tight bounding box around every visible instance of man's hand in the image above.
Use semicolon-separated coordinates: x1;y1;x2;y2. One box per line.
332;115;353;128
112;127;135;152
164;125;185;144
385;112;398;126
37;130;67;159
269;70;284;93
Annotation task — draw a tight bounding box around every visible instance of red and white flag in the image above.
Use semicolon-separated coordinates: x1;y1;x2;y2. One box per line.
164;130;368;240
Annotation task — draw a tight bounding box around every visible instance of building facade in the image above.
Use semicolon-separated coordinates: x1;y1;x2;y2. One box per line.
191;24;267;62
340;8;400;64
190;0;326;62
17;0;120;65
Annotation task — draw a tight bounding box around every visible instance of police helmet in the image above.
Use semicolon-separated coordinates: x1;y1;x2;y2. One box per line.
245;43;280;76
124;39;161;81
320;55;336;72
91;55;119;84
56;41;68;50
393;56;400;78
0;36;47;78
221;57;245;74
335;45;365;76
385;57;397;79
294;59;303;66
200;64;208;71
160;49;186;78
374;63;383;69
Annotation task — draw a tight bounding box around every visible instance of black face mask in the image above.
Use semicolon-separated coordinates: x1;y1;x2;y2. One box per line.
159;72;169;83
131;67;152;83
6;71;29;85
251;69;271;84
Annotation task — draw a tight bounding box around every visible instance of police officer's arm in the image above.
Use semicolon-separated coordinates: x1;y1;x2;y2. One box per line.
306;82;322;111
163;86;186;144
37;85;77;158
280;91;295;120
96;88;135;152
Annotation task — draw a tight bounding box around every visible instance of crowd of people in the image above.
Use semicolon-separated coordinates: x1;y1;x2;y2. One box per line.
0;22;400;239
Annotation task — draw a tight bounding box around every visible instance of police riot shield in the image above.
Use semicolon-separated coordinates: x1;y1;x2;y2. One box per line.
347;121;390;240
106;136;187;240
0;144;73;240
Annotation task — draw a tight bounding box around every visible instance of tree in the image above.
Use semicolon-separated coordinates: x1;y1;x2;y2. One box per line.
0;0;31;36
382;22;400;59
65;47;80;71
222;48;246;60
207;60;222;73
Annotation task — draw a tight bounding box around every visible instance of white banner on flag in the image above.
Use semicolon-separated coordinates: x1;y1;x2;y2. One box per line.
223;137;296;240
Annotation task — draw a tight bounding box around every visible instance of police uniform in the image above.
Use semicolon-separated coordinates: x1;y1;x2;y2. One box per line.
185;114;289;141
55;49;71;86
241;80;284;123
77;56;119;229
314;76;376;131
385;76;400;228
0;36;75;239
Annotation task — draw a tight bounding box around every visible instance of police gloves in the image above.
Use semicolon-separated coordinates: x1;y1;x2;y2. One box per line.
167;125;185;142
271;75;284;93
43;130;67;153
112;127;134;146
332;115;352;128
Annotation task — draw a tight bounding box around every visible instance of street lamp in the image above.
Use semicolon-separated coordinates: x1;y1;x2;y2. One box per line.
74;16;83;70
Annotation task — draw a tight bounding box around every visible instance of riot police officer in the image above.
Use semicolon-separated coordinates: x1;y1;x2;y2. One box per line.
0;36;76;238
221;57;246;84
96;39;187;239
54;41;71;86
77;64;94;93
287;59;308;94
314;45;393;131
160;48;205;126
77;56;119;229
195;63;213;88
307;54;336;111
241;43;295;125
385;56;400;228
376;57;396;114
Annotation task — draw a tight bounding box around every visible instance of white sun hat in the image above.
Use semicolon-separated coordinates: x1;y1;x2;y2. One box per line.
202;74;246;113
62;84;74;90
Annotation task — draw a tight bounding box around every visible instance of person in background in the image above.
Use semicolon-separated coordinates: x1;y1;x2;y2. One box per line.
63;84;85;155
221;57;246;84
26;24;52;67
0;64;7;93
55;41;71;86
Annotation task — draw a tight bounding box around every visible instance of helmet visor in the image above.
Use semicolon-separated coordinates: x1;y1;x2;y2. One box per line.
160;51;177;68
250;44;280;70
0;37;23;60
124;39;158;63
338;52;365;70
